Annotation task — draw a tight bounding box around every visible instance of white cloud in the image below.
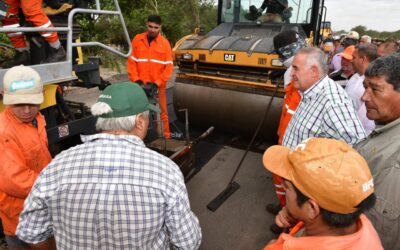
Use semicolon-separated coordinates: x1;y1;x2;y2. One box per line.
324;0;400;32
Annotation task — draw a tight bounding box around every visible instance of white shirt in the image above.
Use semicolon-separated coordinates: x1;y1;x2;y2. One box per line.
329;53;342;72
345;73;375;135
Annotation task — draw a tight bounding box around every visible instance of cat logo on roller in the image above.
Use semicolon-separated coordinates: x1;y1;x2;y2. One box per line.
224;54;235;62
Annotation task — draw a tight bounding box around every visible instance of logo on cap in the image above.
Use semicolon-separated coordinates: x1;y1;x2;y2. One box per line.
362;179;374;192
99;94;112;99
9;79;35;92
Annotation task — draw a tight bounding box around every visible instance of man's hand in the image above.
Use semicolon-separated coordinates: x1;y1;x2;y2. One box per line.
143;82;158;97
275;206;296;228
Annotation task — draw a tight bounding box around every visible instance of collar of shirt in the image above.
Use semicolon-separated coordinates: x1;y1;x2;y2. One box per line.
301;75;328;99
371;117;400;136
81;133;145;147
283;56;293;67
141;32;161;44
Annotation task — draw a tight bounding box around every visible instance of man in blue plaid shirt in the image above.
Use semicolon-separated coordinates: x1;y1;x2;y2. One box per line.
16;83;202;249
282;47;366;149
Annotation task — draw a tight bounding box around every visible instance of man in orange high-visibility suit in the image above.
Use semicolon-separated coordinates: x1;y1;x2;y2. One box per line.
1;0;66;68
127;14;173;139
266;30;305;234
0;65;52;249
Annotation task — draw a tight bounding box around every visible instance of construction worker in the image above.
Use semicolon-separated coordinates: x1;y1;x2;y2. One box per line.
257;0;289;23
1;0;66;68
267;30;305;234
0;65;52;249
262;138;383;249
127;14;173;139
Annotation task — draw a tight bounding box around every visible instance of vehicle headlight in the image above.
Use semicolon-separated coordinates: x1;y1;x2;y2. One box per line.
182;53;193;60
271;59;283;67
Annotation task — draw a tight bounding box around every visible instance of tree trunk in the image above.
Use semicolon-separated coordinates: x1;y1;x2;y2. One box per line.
150;0;159;14
188;0;200;30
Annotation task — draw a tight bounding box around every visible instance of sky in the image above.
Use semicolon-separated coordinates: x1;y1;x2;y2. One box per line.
324;0;400;32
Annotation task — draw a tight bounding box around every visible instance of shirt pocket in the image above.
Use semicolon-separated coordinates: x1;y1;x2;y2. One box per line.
24;144;43;173
373;197;400;234
135;45;148;59
152;46;167;60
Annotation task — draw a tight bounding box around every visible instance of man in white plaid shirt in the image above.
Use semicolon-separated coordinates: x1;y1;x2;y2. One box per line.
15;83;202;249
282;47;366;149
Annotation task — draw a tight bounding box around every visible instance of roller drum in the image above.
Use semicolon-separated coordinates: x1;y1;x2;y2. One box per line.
173;81;283;142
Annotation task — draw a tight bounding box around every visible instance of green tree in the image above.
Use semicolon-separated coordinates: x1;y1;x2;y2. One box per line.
78;0;217;49
199;0;218;33
349;25;400;40
351;25;367;36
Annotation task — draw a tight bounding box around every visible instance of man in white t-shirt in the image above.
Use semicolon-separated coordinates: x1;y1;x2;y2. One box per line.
346;44;377;135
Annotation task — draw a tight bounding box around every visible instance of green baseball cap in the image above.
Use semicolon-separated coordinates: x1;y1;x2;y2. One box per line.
97;82;160;118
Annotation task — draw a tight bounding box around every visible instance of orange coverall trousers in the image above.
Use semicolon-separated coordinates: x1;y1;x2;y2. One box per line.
274;81;301;206
1;0;58;48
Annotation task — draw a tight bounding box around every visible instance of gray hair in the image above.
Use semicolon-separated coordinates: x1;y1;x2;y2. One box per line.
365;53;400;91
91;102;149;132
296;47;328;76
361;35;372;43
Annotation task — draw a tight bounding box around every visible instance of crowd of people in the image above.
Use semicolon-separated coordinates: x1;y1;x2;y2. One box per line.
1;12;400;250
263;29;400;249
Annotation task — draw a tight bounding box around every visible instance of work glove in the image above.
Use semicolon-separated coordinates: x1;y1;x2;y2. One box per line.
134;79;144;86
143;82;158;98
282;7;293;20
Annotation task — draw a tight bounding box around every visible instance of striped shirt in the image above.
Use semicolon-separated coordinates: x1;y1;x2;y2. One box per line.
16;134;202;250
282;76;366;149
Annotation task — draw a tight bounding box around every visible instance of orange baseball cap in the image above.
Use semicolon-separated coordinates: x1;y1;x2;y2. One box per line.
263;138;374;214
340;45;356;61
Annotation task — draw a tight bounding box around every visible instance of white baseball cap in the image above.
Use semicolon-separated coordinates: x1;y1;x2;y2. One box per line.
346;31;360;40
3;65;43;105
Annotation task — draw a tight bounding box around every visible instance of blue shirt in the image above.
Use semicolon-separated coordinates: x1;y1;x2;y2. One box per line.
16;133;202;250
